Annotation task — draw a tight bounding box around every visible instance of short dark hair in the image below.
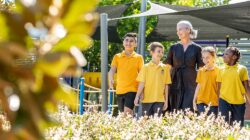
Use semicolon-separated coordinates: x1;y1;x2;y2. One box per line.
226;46;241;62
123;32;137;42
148;42;164;52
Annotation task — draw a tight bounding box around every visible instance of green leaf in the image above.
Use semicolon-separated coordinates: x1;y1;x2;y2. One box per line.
227;135;235;140
66;16;99;36
54;86;77;111
52;34;93;52
61;0;99;30
34;53;73;77
0;14;9;41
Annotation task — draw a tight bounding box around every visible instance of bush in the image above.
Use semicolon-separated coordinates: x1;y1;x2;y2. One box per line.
45;106;250;140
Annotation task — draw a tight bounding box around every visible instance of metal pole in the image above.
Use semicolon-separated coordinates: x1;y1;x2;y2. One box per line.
108;89;113;114
79;78;85;115
100;13;108;112
226;35;230;47
138;0;147;57
136;38;140;54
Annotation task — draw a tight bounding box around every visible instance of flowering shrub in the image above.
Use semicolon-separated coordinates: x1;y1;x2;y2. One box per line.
0;114;11;132
45;106;250;140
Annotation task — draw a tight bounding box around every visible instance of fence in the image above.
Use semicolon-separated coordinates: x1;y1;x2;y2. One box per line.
59;78;117;115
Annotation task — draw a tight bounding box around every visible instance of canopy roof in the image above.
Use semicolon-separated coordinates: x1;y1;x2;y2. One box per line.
93;1;250;43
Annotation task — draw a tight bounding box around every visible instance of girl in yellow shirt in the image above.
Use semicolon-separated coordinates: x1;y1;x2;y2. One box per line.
193;46;219;115
216;46;250;127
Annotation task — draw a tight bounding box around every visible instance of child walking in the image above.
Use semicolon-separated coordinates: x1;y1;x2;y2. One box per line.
217;46;250;126
193;46;219;115
134;42;171;117
109;33;144;115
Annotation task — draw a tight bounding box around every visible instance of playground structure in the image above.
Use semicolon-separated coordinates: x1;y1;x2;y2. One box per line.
60;77;117;115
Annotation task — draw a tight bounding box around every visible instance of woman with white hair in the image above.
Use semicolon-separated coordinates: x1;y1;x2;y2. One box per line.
165;20;204;111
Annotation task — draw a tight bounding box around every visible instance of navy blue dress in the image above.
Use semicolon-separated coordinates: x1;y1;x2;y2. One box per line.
165;42;204;111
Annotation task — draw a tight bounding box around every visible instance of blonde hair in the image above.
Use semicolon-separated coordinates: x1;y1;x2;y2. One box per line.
202;46;216;58
148;42;164;52
177;20;198;39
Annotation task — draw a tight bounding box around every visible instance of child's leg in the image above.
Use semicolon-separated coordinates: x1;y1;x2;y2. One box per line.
117;94;125;112
208;106;218;116
197;103;206;113
142;103;153;116
123;92;136;115
152;102;164;117
231;103;246;127
197;103;218;116
219;98;232;124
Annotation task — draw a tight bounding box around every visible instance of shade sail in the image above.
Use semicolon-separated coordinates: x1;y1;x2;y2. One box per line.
109;2;177;20
93;2;250;43
92;4;129;42
177;1;250;34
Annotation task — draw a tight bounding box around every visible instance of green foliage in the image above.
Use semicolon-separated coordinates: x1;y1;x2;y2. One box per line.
173;0;229;7
83;41;124;72
116;1;157;39
0;0;98;139
99;0;132;6
83;40;102;72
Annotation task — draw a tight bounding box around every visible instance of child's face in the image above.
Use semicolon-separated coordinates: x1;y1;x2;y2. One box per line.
202;52;215;66
151;47;164;61
223;49;236;64
123;37;136;51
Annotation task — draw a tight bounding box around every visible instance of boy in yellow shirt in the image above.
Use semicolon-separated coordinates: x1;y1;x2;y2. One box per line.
134;42;171;117
217;46;250;126
109;33;144;115
193;46;219;115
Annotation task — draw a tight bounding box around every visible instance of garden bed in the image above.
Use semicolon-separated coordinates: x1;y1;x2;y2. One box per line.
45;106;250;140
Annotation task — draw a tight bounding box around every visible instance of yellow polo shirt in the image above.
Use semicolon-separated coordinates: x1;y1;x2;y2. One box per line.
216;64;249;104
196;66;219;106
136;61;172;103
111;51;143;94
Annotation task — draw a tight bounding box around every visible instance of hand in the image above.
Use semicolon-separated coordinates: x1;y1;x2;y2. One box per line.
140;93;144;101
193;101;197;111
163;101;168;111
109;79;114;89
246;94;250;104
134;96;140;106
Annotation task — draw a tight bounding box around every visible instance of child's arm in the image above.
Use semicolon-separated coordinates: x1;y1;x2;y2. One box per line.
134;82;144;106
217;82;221;96
193;84;200;111
163;84;169;111
243;80;250;104
108;66;117;89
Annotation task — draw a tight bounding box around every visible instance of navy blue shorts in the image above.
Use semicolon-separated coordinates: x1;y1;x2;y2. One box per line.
197;103;218;116
219;98;245;127
142;102;164;117
117;92;136;112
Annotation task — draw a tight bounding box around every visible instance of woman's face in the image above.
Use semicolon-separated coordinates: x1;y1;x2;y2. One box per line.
177;25;190;40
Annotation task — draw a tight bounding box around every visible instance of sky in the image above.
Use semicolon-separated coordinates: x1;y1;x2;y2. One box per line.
229;0;250;4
